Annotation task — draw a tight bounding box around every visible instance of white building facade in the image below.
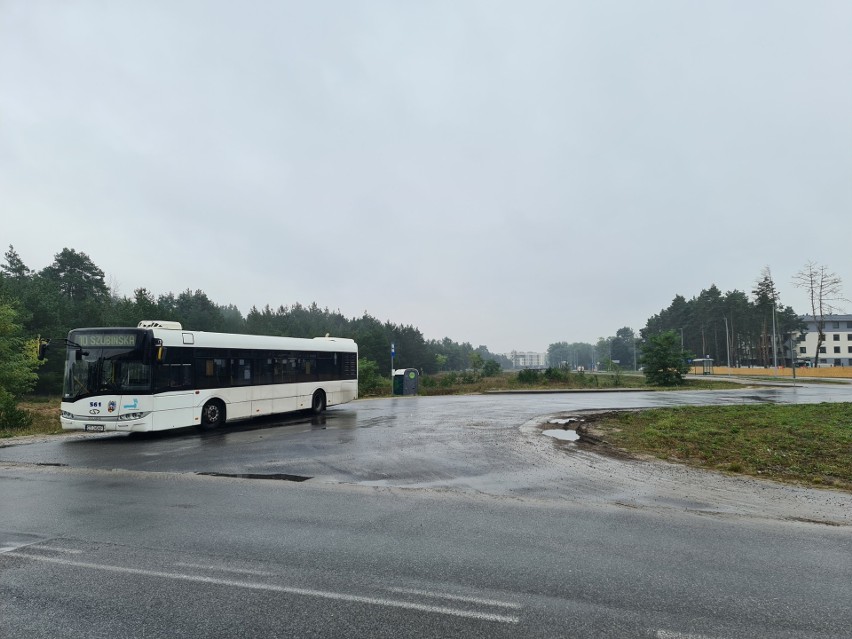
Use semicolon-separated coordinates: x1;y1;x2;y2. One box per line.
795;315;852;367
504;351;549;369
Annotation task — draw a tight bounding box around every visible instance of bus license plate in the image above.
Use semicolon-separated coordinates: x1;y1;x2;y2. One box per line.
85;424;105;432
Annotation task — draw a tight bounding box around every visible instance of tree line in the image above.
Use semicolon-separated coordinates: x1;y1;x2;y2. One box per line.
641;268;804;368
0;245;510;399
549;265;844;372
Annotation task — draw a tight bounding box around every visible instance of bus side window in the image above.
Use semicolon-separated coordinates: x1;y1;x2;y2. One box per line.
298;354;317;382
196;357;227;389
256;357;274;385
154;348;193;391
231;358;252;386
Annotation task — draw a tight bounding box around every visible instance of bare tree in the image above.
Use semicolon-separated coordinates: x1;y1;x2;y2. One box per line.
792;262;847;366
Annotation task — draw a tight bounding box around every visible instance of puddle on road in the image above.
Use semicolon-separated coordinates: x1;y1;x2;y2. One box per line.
542;429;580;441
542;416;583;442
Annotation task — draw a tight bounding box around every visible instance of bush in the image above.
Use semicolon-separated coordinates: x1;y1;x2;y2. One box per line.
481;360;501;377
440;372;459;387
0;389;33;431
358;358;388;397
641;331;690;386
543;367;569;382
517;369;541;384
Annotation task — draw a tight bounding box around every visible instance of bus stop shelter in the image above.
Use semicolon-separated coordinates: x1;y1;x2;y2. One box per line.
692;358;714;375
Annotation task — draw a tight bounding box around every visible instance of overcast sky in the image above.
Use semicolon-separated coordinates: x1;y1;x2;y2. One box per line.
2;1;850;353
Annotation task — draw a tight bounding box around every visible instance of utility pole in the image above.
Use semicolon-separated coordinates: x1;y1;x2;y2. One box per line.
771;303;778;375
790;333;797;383
723;316;731;368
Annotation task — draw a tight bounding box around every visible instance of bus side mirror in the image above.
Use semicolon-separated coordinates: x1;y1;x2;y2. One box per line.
37;339;50;361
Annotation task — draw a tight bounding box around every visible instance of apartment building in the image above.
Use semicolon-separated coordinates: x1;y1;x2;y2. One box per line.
504;351;549;369
795;314;852;367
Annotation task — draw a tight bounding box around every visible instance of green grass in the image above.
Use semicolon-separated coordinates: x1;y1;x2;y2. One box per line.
590;403;852;490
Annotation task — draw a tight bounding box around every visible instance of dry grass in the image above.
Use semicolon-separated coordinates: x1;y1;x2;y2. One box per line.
0;398;63;439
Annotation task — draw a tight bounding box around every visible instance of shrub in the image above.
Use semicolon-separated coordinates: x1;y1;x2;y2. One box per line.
440;372;459;388
358;358;388;397
481;360;501;377
517;369;541;384
543;367;568;382
0;389;33;431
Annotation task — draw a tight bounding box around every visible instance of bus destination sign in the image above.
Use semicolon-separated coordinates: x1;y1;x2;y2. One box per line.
74;333;138;348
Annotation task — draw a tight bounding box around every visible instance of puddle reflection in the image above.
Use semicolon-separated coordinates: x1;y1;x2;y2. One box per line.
542;429;580;441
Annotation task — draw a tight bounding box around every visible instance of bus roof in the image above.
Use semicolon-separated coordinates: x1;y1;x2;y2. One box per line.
67;322;358;353
154;329;357;353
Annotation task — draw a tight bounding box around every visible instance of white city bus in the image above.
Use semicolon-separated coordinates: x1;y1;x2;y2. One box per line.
55;321;358;433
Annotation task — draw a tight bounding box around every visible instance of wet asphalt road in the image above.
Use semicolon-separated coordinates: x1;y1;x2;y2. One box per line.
2;385;851;638
2;384;851;487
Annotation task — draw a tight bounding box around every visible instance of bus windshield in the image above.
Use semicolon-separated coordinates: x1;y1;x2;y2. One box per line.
63;330;152;401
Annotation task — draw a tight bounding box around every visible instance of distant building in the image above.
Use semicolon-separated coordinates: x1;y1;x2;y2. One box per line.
504;350;548;369
794;315;852;367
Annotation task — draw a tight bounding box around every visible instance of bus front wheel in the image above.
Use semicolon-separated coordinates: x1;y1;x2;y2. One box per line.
200;400;225;430
311;391;326;415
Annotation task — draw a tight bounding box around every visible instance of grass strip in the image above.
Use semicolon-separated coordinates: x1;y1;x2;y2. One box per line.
591;403;852;490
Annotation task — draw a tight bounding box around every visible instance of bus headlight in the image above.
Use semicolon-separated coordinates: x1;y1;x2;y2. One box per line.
60;410;73;419
118;412;149;421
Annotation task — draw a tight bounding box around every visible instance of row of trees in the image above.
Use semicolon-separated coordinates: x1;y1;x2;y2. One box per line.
547;264;846;380
641;266;846;368
642;268;799;367
0;246;510;398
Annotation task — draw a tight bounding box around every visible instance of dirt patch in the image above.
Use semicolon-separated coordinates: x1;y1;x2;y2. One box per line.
544;409;645;460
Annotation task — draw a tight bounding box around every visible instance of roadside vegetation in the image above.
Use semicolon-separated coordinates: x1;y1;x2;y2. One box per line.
586;404;852;491
358;361;745;399
0;397;63;439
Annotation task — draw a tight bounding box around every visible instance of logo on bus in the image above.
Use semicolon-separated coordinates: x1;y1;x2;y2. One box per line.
89;409;100;415
108;401;116;413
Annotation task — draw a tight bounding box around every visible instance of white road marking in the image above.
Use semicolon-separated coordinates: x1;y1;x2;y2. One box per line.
29;545;84;554
386;586;522;610
657;630;728;639
7;552;520;624
175;561;277;577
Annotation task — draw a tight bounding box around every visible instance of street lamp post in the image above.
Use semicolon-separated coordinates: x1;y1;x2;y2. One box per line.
771;303;778;375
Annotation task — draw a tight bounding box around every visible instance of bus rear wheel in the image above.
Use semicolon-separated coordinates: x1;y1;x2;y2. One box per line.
200;400;225;430
311;390;326;415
